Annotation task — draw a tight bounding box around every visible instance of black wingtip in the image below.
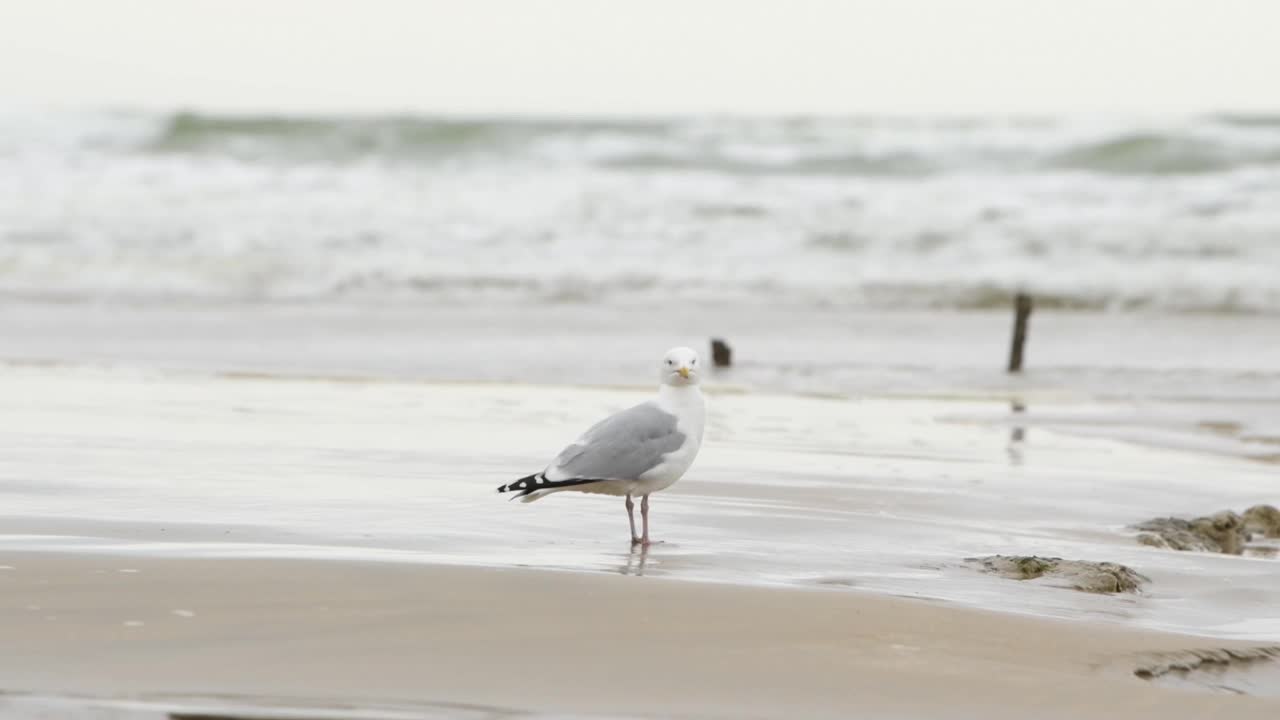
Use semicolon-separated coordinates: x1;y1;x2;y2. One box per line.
496;473;611;499
497;473;540;496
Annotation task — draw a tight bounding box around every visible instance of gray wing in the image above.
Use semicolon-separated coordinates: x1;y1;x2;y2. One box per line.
549;402;686;480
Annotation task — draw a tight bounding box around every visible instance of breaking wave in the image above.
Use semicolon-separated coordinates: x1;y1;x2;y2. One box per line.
9;110;1280;176
3;109;1280;313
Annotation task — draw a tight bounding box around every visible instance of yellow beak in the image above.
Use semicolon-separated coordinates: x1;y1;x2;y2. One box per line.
677;366;690;379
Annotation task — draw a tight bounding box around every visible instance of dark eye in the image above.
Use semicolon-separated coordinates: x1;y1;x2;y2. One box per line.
667;359;674;365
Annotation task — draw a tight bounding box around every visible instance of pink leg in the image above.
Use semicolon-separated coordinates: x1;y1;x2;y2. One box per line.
626;495;639;545
641;494;652;546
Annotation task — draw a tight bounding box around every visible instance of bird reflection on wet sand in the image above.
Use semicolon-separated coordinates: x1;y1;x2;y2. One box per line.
620;543;651;576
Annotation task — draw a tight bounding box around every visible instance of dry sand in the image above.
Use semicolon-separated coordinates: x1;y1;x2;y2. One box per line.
2;552;1277;719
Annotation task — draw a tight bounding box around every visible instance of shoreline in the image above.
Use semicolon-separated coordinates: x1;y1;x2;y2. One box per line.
3;362;1278;642
2;552;1278;719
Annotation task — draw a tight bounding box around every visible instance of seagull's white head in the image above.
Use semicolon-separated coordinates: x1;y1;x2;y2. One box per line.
660;346;701;387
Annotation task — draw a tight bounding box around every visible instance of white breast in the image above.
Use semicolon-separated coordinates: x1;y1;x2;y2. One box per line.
637;385;705;493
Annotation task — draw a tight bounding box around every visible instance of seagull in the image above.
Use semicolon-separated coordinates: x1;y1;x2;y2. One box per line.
497;346;706;546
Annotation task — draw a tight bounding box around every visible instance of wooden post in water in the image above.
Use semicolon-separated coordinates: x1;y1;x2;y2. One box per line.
710;338;732;368
1007;293;1033;373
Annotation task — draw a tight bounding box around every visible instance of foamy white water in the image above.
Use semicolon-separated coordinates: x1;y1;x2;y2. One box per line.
2;110;1280;311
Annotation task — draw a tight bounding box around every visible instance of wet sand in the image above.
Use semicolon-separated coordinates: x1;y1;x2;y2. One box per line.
2;552;1278;720
4;363;1277;637
2;316;1279;717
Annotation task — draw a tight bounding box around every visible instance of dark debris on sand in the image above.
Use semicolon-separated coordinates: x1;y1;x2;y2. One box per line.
1243;504;1280;538
1135;504;1280;555
967;555;1149;594
1134;646;1280;680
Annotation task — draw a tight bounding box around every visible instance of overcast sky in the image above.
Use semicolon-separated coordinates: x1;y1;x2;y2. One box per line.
2;0;1277;116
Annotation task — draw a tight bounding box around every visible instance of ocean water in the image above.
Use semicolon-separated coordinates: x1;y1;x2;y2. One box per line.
2;110;1279;311
4;110;1280;458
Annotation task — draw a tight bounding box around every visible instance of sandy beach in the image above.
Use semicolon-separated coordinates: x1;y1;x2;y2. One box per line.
3;552;1278;720
2;346;1278;717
